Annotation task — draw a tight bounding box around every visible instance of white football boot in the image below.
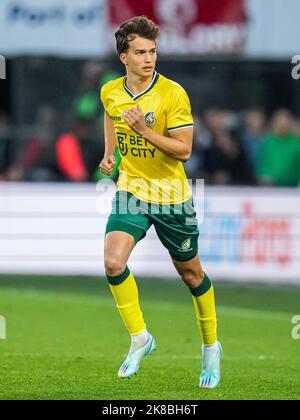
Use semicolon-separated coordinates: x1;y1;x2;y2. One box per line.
199;342;222;388
118;333;156;379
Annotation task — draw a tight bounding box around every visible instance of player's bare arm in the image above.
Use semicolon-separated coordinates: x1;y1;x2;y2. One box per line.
99;112;116;175
122;104;193;162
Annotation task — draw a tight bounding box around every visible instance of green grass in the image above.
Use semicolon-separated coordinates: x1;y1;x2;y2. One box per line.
0;274;300;400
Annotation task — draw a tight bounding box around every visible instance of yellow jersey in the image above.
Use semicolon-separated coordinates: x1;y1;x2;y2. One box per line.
100;71;193;204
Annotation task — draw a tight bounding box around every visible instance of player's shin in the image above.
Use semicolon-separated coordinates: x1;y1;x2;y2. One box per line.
106;266;146;335
190;274;217;346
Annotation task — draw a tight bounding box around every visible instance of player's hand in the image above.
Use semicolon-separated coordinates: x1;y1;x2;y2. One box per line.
99;155;116;175
122;104;148;136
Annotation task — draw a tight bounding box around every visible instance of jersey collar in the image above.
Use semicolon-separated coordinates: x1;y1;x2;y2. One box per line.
123;71;159;101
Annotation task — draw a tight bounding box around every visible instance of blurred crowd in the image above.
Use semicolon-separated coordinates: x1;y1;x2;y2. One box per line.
1;65;300;187
185;107;300;187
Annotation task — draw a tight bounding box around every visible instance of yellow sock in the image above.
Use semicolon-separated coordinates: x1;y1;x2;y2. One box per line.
107;266;146;335
190;274;218;346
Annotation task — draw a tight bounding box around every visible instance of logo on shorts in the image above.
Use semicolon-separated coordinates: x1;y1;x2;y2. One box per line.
181;238;192;251
145;112;155;126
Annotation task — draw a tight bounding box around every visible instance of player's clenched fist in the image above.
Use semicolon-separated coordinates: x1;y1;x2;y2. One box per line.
122;104;148;135
99;155;116;175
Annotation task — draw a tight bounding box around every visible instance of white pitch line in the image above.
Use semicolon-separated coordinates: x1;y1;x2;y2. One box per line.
144;354;277;361
0;288;293;321
217;306;291;321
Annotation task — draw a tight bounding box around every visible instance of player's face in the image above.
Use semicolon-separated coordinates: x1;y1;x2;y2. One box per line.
120;36;157;78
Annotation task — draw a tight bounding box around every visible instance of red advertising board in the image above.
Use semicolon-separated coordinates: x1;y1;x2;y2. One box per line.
108;0;247;54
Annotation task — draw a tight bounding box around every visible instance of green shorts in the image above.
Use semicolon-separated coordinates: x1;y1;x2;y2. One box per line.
105;191;199;262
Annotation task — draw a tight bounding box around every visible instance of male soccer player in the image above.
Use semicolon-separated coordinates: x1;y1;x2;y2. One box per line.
99;16;222;388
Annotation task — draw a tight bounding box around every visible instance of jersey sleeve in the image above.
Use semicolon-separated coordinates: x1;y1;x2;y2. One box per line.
100;84;109;114
167;84;194;132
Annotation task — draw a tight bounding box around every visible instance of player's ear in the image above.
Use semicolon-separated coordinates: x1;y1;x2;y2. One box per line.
120;53;127;65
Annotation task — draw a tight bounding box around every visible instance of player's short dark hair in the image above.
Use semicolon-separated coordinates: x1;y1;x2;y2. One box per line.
115;16;159;55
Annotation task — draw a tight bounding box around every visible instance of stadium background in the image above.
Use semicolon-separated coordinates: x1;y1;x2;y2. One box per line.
0;0;300;401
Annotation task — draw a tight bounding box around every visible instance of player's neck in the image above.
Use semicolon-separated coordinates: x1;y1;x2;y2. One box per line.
125;72;155;95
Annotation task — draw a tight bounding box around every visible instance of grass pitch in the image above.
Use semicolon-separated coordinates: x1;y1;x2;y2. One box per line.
0;274;300;400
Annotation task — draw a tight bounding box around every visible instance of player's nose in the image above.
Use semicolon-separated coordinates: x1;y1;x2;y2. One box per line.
144;53;152;63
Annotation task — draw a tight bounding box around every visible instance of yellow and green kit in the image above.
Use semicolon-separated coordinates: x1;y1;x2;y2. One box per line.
101;71;199;259
100;70;218;354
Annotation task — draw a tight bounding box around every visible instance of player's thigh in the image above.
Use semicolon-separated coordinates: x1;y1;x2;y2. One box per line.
104;190;151;269
104;231;135;269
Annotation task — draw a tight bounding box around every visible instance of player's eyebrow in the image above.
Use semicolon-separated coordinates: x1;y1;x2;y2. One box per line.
135;48;156;53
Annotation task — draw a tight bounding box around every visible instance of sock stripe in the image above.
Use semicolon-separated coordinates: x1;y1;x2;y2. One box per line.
106;266;130;285
189;274;211;297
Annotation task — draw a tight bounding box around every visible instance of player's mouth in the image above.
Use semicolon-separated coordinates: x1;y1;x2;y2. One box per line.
142;66;153;71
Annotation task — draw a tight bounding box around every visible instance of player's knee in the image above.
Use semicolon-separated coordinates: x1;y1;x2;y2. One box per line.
104;256;126;277
181;267;205;288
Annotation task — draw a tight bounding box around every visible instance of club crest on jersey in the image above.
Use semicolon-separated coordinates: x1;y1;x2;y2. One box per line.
181;238;192;251
145;112;155;126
